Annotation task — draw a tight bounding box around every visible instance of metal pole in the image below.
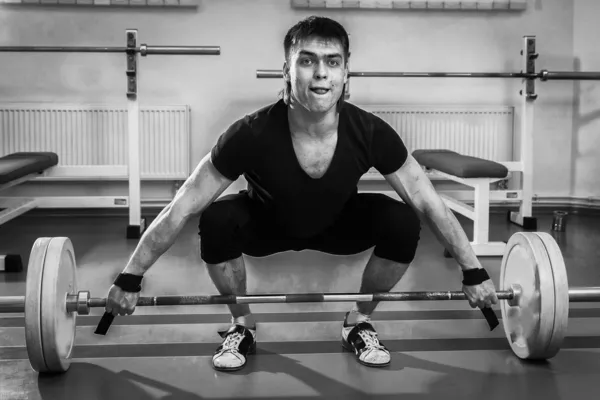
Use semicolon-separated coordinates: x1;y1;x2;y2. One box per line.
66;286;600;308
0;296;25;313
0;46;127;53
0;45;221;56
144;46;220;55
568;287;600;302
257;69;600;81
348;72;532;78
126;30;144;240
85;290;515;308
256;69;537;79
3;287;600;314
540;70;600;81
511;36;537;228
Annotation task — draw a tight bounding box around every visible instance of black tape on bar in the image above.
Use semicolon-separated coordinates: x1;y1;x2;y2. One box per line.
94;312;115;335
481;307;499;331
285;294;326;303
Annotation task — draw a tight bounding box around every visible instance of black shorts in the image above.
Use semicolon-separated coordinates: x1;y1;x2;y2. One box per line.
198;191;421;265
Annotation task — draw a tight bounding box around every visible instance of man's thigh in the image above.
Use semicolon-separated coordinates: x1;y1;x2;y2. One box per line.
199;190;303;262
241;219;311;258
309;193;421;260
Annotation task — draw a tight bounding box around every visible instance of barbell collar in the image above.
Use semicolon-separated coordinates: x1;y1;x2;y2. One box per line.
507;284;522;307
77;291;91;315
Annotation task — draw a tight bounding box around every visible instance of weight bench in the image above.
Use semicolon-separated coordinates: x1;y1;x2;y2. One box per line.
413;149;509;257
0;152;59;272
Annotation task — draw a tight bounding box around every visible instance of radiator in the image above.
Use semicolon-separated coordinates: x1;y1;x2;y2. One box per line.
0;104;512;180
362;105;515;162
0;104;190;180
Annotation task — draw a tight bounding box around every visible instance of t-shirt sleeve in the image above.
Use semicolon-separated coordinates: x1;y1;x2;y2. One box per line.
370;115;408;175
210;116;253;181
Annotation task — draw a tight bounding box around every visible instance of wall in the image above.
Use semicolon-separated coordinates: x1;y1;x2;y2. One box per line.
572;0;600;200
0;0;586;204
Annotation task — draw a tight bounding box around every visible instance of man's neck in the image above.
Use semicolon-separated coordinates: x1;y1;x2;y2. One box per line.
288;104;339;139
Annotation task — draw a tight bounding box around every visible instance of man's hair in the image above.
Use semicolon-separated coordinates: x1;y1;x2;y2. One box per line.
280;16;350;112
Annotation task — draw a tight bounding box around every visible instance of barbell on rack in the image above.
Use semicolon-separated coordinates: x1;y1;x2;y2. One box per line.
255;69;600;81
2;231;599;374
0;45;220;56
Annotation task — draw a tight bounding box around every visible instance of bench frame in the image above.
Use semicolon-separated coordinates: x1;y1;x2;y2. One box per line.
427;168;521;256
410;36;537;256
0;172;45;271
0;173;41;225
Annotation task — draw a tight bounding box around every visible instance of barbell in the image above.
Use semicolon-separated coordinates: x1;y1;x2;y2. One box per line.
0;45;220;56
2;231;600;374
255;69;600;81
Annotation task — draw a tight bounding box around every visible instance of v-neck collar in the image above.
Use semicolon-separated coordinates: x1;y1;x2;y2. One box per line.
283;104;345;181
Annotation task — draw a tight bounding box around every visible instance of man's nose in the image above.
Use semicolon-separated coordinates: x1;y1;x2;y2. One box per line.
314;61;328;79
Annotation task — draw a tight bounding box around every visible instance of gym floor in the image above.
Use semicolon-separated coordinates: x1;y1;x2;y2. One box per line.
1;207;600;400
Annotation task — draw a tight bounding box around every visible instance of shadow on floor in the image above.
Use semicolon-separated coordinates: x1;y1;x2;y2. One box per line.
32;348;600;400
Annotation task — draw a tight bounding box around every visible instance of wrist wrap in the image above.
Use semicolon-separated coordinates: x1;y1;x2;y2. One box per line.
113;273;143;293
462;268;490;286
461;268;498;331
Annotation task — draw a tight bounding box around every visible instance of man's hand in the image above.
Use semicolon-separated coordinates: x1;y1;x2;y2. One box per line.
381;155;499;311
105;284;140;316
462;279;498;309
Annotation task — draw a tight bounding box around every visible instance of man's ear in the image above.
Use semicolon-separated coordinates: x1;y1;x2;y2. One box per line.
344;52;351;83
283;61;291;82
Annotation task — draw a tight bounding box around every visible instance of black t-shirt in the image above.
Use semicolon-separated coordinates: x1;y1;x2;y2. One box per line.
211;99;408;238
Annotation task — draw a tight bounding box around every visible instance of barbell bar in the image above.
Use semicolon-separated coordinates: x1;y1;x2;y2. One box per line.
1;289;516;314
0;45;221;56
3;285;600;314
4;231;594;373
255;69;600;81
66;286;600;305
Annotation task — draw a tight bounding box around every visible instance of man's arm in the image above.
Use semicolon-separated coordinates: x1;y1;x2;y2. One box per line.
383;154;480;271
122;152;234;276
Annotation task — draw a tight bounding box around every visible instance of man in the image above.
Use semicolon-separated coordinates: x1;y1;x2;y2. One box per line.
105;16;498;372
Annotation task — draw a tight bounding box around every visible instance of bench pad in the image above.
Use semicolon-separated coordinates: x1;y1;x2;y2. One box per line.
412;149;508;179
0;152;58;185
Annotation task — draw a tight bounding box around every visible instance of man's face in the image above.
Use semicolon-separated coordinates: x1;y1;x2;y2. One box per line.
284;36;348;114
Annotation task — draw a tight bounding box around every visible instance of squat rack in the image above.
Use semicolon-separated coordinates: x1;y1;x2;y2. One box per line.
255;36;600;237
0;30;220;238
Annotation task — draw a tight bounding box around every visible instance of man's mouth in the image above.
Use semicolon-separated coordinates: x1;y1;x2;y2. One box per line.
310;88;330;95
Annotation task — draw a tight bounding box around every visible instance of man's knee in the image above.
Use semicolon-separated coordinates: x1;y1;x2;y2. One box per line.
199;197;249;264
199;203;228;240
374;201;421;264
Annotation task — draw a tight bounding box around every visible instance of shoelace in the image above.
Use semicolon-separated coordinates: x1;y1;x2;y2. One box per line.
221;332;244;352
358;330;385;350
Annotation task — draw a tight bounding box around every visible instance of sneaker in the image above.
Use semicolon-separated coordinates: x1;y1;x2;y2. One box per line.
341;313;391;367
212;324;256;372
